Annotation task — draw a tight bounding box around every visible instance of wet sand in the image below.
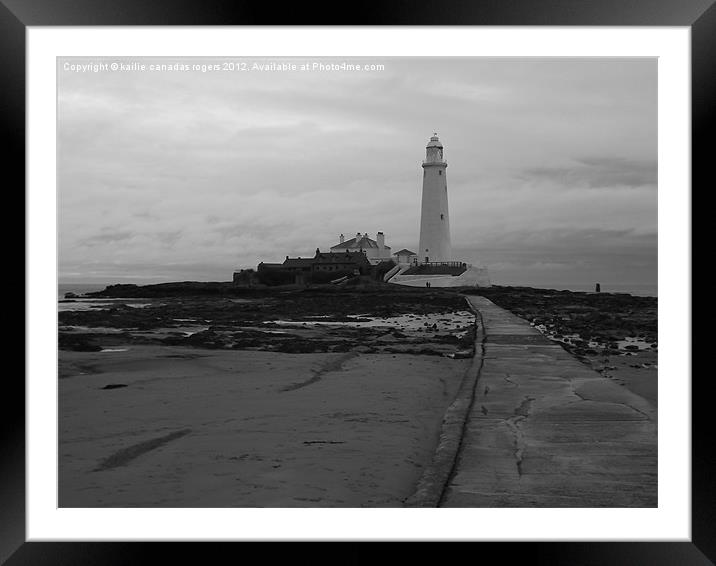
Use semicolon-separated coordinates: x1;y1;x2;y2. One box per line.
57;283;656;507
59;345;470;507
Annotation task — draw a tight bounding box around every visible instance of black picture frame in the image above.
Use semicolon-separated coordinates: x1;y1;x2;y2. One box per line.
7;1;708;564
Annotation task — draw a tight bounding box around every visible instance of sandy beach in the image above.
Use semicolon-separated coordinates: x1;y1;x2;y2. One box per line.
58;286;474;507
58;284;656;507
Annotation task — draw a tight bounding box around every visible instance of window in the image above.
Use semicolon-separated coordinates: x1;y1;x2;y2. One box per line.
440;214;444;220
438;170;442;175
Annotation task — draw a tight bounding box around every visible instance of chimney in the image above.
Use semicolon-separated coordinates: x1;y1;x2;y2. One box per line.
377;231;385;253
339;234;345;244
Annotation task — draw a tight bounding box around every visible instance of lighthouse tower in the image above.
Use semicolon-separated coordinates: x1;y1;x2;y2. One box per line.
418;133;451;263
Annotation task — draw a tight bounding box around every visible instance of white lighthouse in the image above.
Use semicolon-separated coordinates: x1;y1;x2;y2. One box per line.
418;133;451;263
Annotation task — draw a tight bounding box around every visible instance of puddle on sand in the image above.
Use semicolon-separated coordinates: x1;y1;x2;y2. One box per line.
132;326;210;338
59;326;126;334
58;298;154;312
616;336;654;351
533;324;657;352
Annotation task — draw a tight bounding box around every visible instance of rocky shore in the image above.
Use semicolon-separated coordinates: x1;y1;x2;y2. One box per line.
57;281;657;507
58;283;476;507
59;282;657;375
59;286;476;359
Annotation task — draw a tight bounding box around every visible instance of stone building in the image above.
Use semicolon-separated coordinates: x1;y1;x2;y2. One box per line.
330;232;392;265
256;248;372;284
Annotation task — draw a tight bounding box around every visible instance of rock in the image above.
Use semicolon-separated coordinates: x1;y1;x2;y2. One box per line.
58;334;102;352
453;349;474;359
64;292;79;299
101;384;128;390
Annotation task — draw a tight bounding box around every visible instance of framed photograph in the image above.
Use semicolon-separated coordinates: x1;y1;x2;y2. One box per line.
9;1;708;563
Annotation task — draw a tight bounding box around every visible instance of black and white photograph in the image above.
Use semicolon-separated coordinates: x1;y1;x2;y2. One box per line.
56;55;660;509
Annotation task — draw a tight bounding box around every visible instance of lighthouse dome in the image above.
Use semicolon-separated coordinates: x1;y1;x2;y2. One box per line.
426;134;443;148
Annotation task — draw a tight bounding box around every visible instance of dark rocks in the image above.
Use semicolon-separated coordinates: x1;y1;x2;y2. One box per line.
101;384;128;390
59;334;102;352
453;349;474;359
59;286;478;357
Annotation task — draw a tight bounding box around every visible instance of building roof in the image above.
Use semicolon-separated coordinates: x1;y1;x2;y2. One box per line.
314;252;370;265
331;235;391;251
393;248;417;256
257;262;283;269
280;251;370;269
427;133;443;148
282;257;316;269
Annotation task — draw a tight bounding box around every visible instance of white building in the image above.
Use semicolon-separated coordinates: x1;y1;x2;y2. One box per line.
387;134;491;288
330;232;392;265
417;133;452;263
393;248;417;265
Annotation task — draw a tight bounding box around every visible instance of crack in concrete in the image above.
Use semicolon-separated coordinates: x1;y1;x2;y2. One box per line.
503;373;519;388
571;383;651;421
514;396;535;417
503;396;535;478
504;416;526;477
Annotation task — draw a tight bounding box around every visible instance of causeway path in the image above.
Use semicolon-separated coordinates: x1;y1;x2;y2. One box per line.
408;295;657;507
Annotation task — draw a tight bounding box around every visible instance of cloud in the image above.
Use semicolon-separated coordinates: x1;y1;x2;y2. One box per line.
57;57;657;287
520;157;657;189
79;231;135;246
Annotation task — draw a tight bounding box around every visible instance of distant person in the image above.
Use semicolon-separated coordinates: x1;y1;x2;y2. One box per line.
595;283;601;293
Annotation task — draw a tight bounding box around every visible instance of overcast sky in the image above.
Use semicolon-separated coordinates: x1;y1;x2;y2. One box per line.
58;57;657;290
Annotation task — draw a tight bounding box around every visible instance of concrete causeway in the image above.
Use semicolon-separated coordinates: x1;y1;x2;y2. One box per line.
437;296;657;507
